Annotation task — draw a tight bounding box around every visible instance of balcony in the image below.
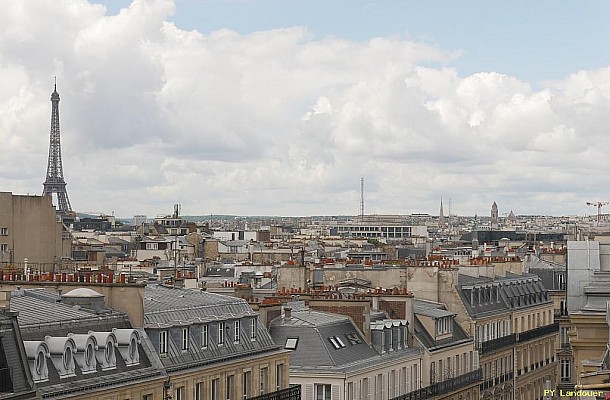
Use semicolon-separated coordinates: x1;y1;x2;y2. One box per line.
246;386;301;400
391;368;482;400
479;334;516;355
517;322;559;342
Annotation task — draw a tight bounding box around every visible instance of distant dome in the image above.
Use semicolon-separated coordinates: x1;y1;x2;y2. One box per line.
62;288;104;298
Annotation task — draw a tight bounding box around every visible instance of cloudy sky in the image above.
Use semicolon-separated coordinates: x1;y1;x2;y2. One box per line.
2;0;610;218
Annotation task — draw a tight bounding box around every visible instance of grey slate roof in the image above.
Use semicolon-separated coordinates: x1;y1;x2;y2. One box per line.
456;273;551;318
413;317;471;351
269;309;420;373
143;284;283;372
414;300;456;319
0;311;37;398
144;284;257;325
10;289;120;327
9;289;163;399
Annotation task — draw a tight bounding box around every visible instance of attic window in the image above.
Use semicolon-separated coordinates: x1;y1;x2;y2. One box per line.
346;333;361;345
285;338;298;350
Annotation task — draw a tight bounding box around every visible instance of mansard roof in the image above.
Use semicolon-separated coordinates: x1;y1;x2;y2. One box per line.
269;309;419;373
143;284;257;326
143;284;282;372
10;289;163;399
456;273;551;318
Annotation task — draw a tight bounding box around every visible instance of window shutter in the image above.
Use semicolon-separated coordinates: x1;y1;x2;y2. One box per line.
331;385;340;400
304;384;313;400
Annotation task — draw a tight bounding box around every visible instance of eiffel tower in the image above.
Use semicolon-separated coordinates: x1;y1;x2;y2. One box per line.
42;82;72;212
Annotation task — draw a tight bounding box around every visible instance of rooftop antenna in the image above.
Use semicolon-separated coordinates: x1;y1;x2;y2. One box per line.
360;177;365;222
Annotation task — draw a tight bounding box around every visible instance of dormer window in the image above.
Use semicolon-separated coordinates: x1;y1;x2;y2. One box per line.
250;319;257;340
218;322;225;346
234;320;240;344
159;330;168;356
201;324;209;349
181;327;189;351
436;317;452;335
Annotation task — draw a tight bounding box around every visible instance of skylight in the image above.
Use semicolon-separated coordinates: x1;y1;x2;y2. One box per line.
285;337;298;350
329;336;346;349
346;332;362;345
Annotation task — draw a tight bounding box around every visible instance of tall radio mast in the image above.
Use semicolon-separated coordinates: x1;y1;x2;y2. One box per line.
360;177;365;222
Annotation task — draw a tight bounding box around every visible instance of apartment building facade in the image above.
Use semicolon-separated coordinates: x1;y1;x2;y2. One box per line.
0;192;70;271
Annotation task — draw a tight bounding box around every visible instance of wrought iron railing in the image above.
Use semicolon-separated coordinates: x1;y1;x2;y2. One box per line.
479;334;516;355
391;368;482;400
517;322;559;342
246;385;301;400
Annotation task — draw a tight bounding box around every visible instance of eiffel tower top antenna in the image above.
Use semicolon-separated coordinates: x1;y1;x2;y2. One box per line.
42;80;73;212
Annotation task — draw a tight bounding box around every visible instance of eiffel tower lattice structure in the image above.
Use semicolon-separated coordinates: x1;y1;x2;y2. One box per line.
42;83;72;212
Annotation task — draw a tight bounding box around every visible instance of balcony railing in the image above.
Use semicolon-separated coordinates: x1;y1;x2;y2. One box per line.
246;386;301;400
391;368;482;400
479;334;516;355
517;322;559;342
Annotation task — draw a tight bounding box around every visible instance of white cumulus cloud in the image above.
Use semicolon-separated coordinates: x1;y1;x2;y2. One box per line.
0;0;609;217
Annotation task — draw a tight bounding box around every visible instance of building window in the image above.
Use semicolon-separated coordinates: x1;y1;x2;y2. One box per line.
315;384;331;400
146;242;158;250
211;378;219;400
142;394;153;400
0;228;7;236
195;382;203;400
250;318;257;340
202;324;208;348
436;317;452;335
276;364;284;390
243;371;251;399
218;322;225;346
558;273;566;290
234;320;240;343
362;378;369;400
561;359;571;382
181;327;189;351
0;244;7;252
175;386;185;400
226;375;234;400
159;330;168;356
560;327;570;348
260;367;268;394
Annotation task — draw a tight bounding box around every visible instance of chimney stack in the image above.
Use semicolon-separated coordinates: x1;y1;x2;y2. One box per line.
0;290;11;310
284;307;292;320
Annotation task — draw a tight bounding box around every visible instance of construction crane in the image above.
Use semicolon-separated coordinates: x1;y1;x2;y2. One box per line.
586;201;609;226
